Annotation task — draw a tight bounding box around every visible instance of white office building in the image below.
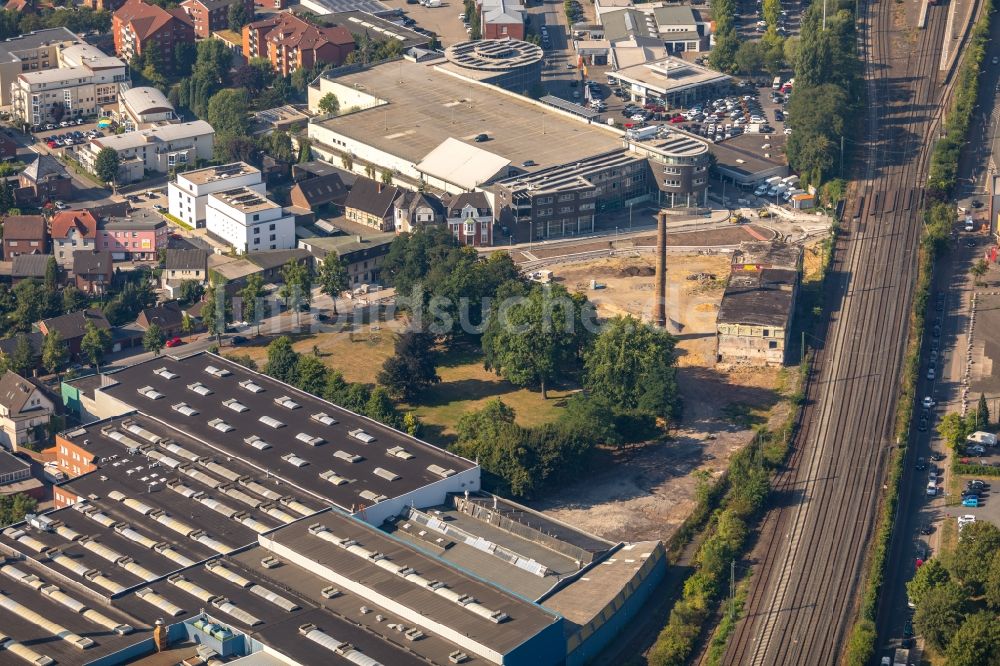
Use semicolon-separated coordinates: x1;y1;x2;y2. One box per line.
77;120;215;184
168;162;264;229
205;187;295;254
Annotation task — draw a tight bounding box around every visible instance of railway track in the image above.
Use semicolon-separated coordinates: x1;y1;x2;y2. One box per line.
723;0;949;662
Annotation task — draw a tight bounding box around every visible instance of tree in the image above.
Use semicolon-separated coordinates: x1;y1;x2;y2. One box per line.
952;521;1000;591
207;89;250;137
228;1;251;31
945;612;1000;666
971;258;988;286
364;386;400;427
380;168;393;185
937;412;970;451
240;273;265;335
298;137;312;163
178;280;204;305
318;92;340;115
41;329;66;374
584;315;680;419
0;493;37;527
80;321;110;371
734;40;764;78
181;313;193;336
906;558;950;608
453;399;536;496
94;147;120;185
317;253;349;314
143;323;165;356
985;549;1000;610
11;280;49;332
9;334;34;376
279;259;311;324
202;284;230;344
377;330;439;400
225;353;258;371
295;354;328;395
43;256;58;292
913;581;965;652
264;336;299;384
482;283;592;398
976;393;990;428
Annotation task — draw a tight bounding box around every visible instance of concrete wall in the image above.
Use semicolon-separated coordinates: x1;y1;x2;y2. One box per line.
359;465;481;525
716;323;788;366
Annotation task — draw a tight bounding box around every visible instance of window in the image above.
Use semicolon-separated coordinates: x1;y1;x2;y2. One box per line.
768;341;778;349
269;224;275;231
254;227;260;234
269;234;275;241
254;237;260;245
253;214;260;221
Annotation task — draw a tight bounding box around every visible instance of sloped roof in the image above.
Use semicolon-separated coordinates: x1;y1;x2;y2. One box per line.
0;371;38;414
11;254;52;278
446;191;491;216
291;173;349;207
137;301;183;330
72;250;113;277
21;154;67;183
396;190;445;217
120;86;174;116
344;177;399;218
416;138;510;191
164;248;208;271
51;210;99;240
3;215;46;240
115;0;185;40
38;308;111;340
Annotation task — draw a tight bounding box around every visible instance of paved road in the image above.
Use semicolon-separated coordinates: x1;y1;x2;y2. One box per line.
724;0;952;662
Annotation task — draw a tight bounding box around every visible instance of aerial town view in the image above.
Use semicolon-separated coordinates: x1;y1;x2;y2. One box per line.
0;0;996;661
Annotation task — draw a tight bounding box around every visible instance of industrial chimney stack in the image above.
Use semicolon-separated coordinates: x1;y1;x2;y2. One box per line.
653;211;667;328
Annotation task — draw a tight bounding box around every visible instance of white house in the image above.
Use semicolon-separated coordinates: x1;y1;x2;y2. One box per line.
168;162;264;229
205;186;295;254
77;120;215;184
0;370;54;451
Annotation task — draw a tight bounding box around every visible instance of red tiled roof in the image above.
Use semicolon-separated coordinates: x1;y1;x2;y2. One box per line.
115;0;181;40
50;210;99;240
251;13;354;51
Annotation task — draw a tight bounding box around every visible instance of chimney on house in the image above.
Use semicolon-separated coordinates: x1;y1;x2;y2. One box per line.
653;210;667;328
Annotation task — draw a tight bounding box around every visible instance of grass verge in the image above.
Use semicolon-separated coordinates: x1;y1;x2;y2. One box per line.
162;212;193;230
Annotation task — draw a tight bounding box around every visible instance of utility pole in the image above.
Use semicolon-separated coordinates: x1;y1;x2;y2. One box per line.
840;135;845;176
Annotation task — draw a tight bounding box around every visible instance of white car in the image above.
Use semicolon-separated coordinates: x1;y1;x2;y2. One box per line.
922;396;936;408
54;200;68;210
784;127;793;135
969;445;986;455
927;367;936;380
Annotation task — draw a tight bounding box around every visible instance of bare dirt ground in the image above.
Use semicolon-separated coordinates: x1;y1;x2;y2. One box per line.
532;253;790;542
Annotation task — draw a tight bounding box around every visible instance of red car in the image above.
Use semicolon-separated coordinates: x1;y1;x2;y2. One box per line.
670;115;686;123
165;337;183;348
46;140;57;148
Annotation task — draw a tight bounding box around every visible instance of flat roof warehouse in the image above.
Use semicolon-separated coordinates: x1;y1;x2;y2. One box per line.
0;351;667;665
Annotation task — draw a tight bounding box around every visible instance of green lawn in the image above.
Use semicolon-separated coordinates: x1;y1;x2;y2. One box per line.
408;351;575;445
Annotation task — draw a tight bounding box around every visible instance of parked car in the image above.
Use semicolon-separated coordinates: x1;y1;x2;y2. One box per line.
968;445;986;455
962;496;980;507
165;337;183;348
231;335;248;345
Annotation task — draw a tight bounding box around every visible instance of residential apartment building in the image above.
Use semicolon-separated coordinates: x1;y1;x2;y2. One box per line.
97;207;169;260
168;161;264;228
77;120;215;184
0;27;78;107
161;248;208;296
18;154;71;204
446;192;493;247
0;371;54;451
10;43;126;126
344;177;398;232
50;209;99;267
479;0;525;39
113;0;195;72
181;0;254;39
393;191;445;234
206;187;296;253
299;232;395;288
242;13;354;77
2;214;48;259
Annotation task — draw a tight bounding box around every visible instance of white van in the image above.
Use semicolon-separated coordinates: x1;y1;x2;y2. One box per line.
967;431;998;446
768;184;788;197
782;175;800;186
772;76;782;90
754;183;769;196
926;481;937;496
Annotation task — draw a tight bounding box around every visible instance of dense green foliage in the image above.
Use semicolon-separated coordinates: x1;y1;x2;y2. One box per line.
708;0;739;72
0;493;37;527
785;0;861;185
905;523;1000;663
377;331;439;400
